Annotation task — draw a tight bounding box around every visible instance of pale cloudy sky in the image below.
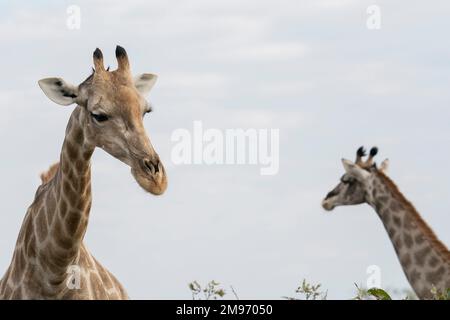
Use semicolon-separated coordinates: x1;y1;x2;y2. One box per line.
0;0;449;299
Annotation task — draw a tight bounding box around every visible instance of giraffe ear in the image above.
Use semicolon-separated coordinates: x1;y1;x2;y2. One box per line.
134;73;157;96
379;158;389;173
342;158;370;181
38;78;79;106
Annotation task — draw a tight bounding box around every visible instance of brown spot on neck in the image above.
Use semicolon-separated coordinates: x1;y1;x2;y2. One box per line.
375;171;450;262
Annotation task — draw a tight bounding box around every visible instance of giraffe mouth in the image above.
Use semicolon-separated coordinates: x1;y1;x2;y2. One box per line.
321;199;335;211
131;159;168;195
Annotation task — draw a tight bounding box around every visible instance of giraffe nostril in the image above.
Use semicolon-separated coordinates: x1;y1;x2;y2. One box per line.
144;159;160;175
144;160;155;175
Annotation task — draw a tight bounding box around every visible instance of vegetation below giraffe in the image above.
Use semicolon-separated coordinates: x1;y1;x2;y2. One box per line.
188;279;450;300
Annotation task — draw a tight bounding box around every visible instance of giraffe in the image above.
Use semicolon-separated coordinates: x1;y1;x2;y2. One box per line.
0;46;167;299
322;146;450;299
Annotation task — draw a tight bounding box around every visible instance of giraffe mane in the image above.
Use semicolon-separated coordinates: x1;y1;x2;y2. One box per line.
39;162;60;185
375;170;450;261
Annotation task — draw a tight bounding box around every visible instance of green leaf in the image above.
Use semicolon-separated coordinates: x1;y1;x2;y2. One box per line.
367;288;392;300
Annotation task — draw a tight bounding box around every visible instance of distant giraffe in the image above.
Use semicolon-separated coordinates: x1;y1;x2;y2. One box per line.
322;146;449;299
0;46;167;299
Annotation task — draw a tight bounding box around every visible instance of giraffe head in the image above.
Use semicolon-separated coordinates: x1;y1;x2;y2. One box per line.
37;46;167;195
322;146;389;211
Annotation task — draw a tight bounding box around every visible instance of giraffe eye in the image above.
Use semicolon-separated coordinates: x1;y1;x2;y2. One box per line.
143;109;151;117
91;112;109;122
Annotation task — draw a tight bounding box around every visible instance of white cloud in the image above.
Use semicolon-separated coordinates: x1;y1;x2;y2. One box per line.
229;108;306;129
216;42;309;62
160;72;228;91
314;0;359;9
0;7;65;41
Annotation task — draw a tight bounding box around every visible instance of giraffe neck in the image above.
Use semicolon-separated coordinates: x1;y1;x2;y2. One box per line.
32;106;94;282
368;172;450;298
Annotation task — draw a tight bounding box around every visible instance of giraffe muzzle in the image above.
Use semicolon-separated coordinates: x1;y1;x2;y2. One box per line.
321;199;335;211
131;157;168;195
